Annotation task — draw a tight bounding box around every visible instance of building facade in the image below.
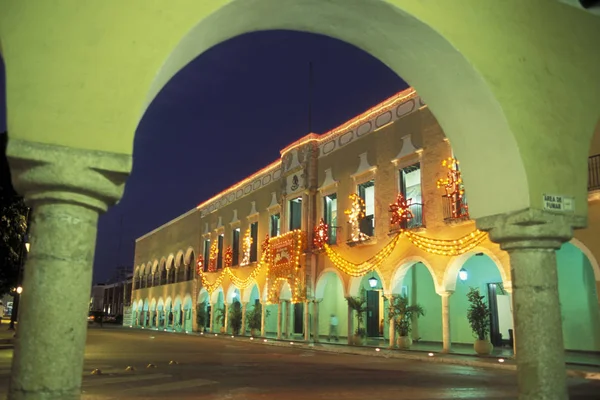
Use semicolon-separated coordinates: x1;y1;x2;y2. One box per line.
131;88;600;353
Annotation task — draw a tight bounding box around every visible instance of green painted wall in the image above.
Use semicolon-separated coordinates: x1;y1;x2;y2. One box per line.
557;243;600;352
403;263;442;342
318;275;348;337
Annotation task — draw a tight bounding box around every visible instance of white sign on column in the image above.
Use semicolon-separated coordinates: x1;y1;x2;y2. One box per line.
542;194;574;212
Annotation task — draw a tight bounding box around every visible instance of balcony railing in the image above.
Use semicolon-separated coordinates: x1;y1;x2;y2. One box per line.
442;194;469;222
589;154;600;191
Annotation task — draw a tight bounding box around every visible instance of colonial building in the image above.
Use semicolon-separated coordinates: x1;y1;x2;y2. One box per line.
131;88;600;354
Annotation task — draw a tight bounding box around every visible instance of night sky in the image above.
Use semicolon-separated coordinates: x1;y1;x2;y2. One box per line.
1;31;407;284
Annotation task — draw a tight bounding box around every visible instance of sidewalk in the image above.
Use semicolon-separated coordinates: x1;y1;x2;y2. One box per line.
187;329;600;380
0;324;16;348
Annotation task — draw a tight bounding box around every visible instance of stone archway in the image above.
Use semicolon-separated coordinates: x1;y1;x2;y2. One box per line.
389;259;441;347
3;2;599;399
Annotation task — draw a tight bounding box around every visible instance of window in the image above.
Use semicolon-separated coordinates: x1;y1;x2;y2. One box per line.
289;197;302;231
217;234;224;269
232;228;240;266
323;193;337;245
250;222;258;263
270;213;281;237
357;180;375;237
399;163;423;228
203;239;210;272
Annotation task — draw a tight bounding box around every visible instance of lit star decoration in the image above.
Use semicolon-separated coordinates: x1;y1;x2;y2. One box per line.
344;193;370;242
207;241;218;272
313;218;329;250
436;157;469;219
224;246;233;268
389;193;413;228
196;255;204;275
240;228;253;266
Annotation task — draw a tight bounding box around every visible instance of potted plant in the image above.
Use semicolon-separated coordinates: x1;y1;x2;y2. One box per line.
196;302;208;333
388;294;424;349
346;291;368;346
246;303;269;336
215;306;226;333
228;301;243;336
466;287;493;355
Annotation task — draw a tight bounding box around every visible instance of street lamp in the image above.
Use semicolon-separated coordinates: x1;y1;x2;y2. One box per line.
368;275;378;288
459;268;468;282
25;242;30;252
16;286;23;294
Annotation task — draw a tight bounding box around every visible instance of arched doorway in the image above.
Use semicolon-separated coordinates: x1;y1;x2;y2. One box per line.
157;298;165;329
447;252;509;350
183;295;193;332
142;299;150;327
164;297;173;330
315;270;347;342
243;284;261;336
557;242;600;352
149;298;157;328
197;288;210;332
390;260;441;345
173;296;183;332
349;270;386;340
211;288;225;333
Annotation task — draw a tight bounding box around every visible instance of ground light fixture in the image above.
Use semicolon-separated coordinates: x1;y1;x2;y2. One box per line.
458;268;468;282
428;353;434;357
498;358;505;363
368;275;378;288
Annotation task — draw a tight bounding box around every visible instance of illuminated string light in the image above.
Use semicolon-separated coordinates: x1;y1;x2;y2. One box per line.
436;157;469;219
345;194;369;242
389;193;413;228
207;241;218;272
240;228;253;266
224;246;233;268
313;218;329;250
195;255;204;275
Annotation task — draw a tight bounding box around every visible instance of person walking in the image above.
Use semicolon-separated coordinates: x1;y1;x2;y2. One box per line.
328;314;339;342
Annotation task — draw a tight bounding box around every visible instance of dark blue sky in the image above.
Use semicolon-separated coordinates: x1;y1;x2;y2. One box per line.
1;31;407;284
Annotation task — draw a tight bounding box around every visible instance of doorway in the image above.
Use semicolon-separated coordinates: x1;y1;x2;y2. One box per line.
294;303;303;334
487;283;513;347
366;290;380;337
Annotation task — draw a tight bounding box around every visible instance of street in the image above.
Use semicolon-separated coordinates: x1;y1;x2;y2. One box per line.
1;327;599;399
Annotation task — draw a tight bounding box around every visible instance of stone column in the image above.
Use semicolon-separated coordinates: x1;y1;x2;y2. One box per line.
6;140;130;400
287;301;293;338
312;300;320;342
155;310;160;328
438;290;453;353
384;294;395;348
478;209;585;400
209;303;215;333
277;301;283;339
304;300;311;342
223;303;229;334
260;302;266;337
241;302;247;336
347;304;354;345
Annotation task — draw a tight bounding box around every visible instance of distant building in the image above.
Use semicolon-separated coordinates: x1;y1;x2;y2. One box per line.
89;284;106;313
102;274;133;317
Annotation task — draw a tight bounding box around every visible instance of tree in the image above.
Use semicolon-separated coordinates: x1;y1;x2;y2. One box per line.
0;132;29;296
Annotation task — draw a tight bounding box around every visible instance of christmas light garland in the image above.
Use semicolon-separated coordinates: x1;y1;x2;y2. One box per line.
436;157;469;219
345;193;370;242
240;228;253;266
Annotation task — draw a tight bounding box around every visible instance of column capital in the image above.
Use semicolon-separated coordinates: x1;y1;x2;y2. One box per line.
436;290;454;297
476;208;586;251
7;139;131;212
